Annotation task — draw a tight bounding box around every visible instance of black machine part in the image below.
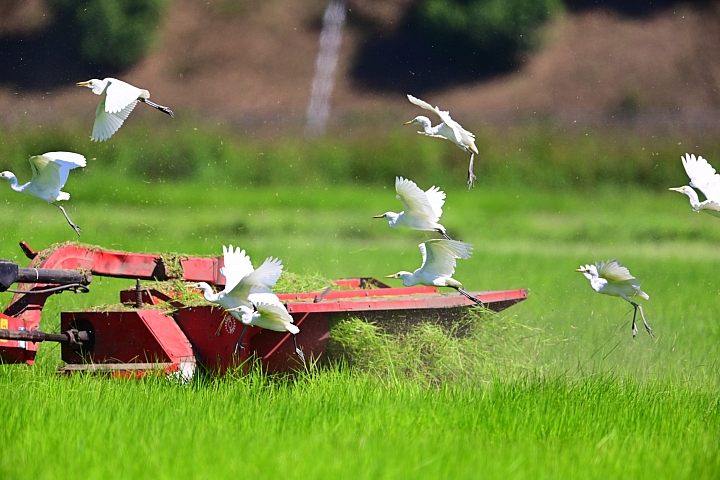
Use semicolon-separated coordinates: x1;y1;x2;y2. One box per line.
0;259;91;292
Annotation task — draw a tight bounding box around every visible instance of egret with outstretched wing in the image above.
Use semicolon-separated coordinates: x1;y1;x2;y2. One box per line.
1;151;86;235
575;259;653;338
385;239;484;307
405;94;479;189
77;77;174;142
669;153;720;217
373;176;452;239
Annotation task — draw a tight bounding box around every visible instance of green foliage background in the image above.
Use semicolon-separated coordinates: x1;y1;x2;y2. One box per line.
48;0;172;67
416;0;563;52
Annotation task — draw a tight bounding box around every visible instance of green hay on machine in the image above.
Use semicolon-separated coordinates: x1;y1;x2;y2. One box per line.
33;241;106;266
273;270;339;294
156;252;186;279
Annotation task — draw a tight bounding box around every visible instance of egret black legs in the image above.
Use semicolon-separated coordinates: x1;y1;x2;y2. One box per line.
630;301;654;338
454;287;485;308
292;335;306;365
140;98;174;117
437;228;453;241
467;153;477;190
233;325;306;366
233;325;249;356
55;203;81;236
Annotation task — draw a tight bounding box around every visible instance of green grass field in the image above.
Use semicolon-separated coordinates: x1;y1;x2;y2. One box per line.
1;126;719;478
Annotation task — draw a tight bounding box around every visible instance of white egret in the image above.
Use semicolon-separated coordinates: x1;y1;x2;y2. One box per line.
191;245;304;362
405;94;479;189
669;153;720;217
77;78;174;142
232;300;305;364
575;259;653;338
373;176;452;239
0;151;85;235
384;239;484;307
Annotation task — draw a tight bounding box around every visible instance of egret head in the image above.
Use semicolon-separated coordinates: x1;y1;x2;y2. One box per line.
574;264;597;280
669;185;701;210
189;282;215;299
404;116;428;126
76;79;106;95
669;186;693;195
0;171;11;180
373;211;399;227
385;271;412;280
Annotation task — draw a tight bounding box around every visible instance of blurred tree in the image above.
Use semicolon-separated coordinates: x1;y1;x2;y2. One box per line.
351;0;563;92
50;0;171;68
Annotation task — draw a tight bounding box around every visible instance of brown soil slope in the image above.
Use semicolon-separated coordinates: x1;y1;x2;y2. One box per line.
1;0;720;131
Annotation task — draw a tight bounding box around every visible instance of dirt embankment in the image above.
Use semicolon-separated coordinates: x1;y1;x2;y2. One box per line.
1;0;720;132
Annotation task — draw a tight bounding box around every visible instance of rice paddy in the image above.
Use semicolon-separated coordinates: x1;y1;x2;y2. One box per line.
1;126;719;478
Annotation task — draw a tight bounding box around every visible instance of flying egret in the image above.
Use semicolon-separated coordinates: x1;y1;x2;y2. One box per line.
575;259;654;338
232;300;305;364
373;176;452;239
77;78;174;142
0;151;86;235
384;239;484;307
405;94;479;189
191;245;304;362
669;153;720;217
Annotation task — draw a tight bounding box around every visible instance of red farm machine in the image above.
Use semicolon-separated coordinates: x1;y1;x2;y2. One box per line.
0;242;528;379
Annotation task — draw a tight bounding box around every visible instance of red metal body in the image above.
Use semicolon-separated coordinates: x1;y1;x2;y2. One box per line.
1;242;528;376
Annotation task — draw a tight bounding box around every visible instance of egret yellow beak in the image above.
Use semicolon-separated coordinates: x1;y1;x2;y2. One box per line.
574;268;585;273
372;214;385;218
76;81;91;87
384;273;399;279
668;187;682;192
403;120;414;125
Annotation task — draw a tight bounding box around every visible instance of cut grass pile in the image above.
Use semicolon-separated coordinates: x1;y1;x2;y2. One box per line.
328;309;549;385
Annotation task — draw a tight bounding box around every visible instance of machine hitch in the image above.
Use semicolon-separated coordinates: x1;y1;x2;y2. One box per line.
0;328;91;349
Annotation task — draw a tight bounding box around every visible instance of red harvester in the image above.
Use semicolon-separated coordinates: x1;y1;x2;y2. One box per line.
0;242;528;378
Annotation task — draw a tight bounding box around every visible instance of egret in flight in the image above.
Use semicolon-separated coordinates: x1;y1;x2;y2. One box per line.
385;239;484;307
575;259;653;338
0;151;85;235
191;245;304;362
77;78;174;142
232;301;304;364
669;153;720;217
373;176;452;239
405;94;479;189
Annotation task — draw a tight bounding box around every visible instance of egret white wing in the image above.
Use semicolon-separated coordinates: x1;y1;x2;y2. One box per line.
43;152;86;190
247;291;282;306
252;302;298;333
395;177;438;221
104;79;143;114
407;94;439;115
681;153;720;202
226;256;283;303
596;259;637;283
423;185;445;219
27;155;63;198
419;239;473;277
220;245;253;292
92;98;138;141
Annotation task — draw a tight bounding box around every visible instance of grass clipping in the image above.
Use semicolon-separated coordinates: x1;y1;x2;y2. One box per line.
327;309;550;385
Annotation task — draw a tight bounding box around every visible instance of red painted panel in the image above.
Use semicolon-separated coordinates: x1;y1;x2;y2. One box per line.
276;285;438;302
60;311;176;364
285;289;528;313
0;313;38;364
173;306;250;374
